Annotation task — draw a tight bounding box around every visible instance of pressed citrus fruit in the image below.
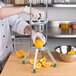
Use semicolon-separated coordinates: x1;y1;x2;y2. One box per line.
16;51;23;58
16;50;26;58
68;51;75;54
19;50;26;56
42;62;52;67
30;59;39;64
34;40;44;48
39;57;46;63
36;63;41;69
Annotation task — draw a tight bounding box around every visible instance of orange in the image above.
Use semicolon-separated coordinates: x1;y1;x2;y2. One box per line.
36;63;41;69
42;62;52;67
39;57;46;63
34;40;44;48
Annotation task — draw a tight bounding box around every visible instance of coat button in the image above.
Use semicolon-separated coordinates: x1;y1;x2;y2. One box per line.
6;46;8;48
18;17;20;19
2;24;4;26
3;35;5;37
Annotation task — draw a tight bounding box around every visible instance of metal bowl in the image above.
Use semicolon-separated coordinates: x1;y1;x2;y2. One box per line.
55;45;76;62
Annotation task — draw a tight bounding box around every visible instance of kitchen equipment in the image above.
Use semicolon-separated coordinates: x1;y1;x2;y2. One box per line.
32;0;36;4
3;0;10;4
15;0;24;4
22;0;57;73
48;0;52;4
25;0;28;4
60;23;70;33
71;22;76;30
55;45;76;62
65;0;70;3
54;0;65;4
40;0;44;4
36;0;40;4
65;0;76;4
60;23;70;30
10;0;15;4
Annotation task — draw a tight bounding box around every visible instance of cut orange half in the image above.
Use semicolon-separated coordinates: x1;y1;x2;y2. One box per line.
34;40;44;48
68;51;76;54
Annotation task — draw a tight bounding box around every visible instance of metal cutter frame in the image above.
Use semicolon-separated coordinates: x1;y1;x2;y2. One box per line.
22;0;57;73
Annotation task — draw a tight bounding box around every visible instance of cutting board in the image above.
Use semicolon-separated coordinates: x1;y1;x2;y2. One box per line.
1;51;76;76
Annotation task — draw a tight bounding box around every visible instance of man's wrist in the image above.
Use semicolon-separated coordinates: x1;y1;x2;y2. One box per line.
23;6;28;13
21;7;25;13
24;25;30;35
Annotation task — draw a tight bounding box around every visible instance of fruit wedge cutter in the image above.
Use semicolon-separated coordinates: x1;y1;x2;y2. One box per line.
22;0;57;73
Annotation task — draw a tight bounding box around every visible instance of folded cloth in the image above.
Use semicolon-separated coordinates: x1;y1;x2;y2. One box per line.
0;53;10;73
0;61;3;73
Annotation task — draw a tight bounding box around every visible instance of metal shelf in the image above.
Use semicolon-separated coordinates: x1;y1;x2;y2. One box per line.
12;28;76;39
48;35;76;38
53;4;76;7
47;27;76;38
6;4;76;7
6;4;49;7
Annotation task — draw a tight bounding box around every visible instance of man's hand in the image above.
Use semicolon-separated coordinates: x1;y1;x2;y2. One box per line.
32;30;46;44
24;26;46;44
23;6;45;19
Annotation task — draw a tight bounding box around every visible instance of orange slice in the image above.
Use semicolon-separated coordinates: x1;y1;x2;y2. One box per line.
36;63;41;69
39;57;46;63
42;62;52;67
30;59;39;65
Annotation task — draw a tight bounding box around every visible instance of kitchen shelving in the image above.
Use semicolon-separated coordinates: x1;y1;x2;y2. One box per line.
6;4;76;8
3;0;76;7
48;27;76;38
4;0;76;39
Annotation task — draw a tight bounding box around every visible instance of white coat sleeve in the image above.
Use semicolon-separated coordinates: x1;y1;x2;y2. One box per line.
0;6;2;9
0;1;6;9
8;15;29;35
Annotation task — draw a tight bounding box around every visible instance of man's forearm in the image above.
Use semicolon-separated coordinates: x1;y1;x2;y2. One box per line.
0;6;24;19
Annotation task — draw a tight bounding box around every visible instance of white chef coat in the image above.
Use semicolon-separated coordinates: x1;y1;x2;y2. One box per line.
0;1;29;62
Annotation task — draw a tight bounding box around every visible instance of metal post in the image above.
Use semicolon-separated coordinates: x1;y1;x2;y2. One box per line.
33;48;38;73
29;0;33;47
46;48;57;67
22;51;30;64
45;0;48;43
